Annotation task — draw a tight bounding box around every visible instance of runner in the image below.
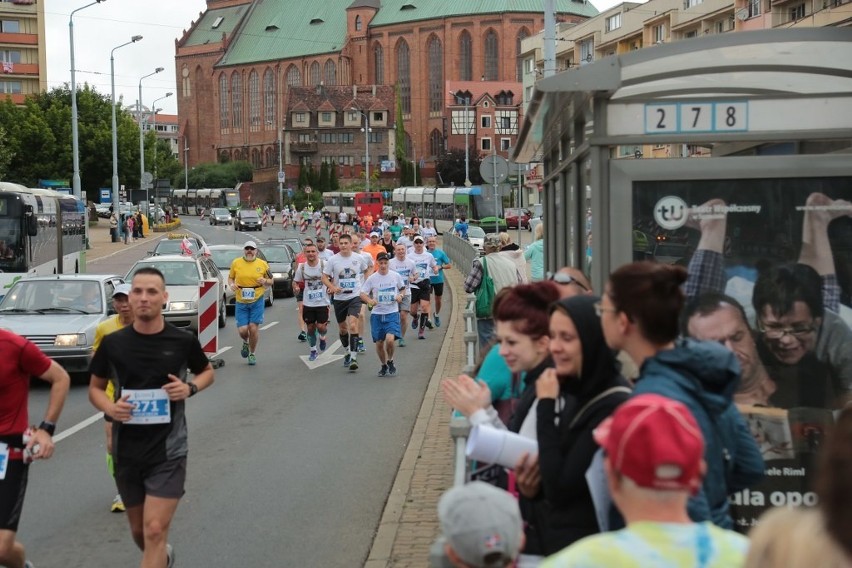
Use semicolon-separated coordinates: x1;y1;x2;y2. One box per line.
294;240;311;343
407;235;439;339
89;267;214;568
228;241;272;365
322;234;372;371
360;253;406;376
315;237;334;261
427;236;452;328
294;242;329;361
356;241;376;353
0;331;69;568
389;242;417;347
421;220;438;239
93;283;135;513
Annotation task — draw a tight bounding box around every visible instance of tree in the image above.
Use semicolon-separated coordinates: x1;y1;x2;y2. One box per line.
0;125;15;180
329;163;339;191
435;147;483;187
184;161;252;189
298;163;308;189
319;161;330;192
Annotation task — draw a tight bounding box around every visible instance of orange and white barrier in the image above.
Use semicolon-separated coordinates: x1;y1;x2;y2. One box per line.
198;280;220;353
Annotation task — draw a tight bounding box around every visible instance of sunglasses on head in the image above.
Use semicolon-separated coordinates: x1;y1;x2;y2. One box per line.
547;271;588;291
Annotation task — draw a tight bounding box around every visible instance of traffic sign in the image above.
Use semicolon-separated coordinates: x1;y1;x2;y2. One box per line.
480;155;508;184
278;170;286;183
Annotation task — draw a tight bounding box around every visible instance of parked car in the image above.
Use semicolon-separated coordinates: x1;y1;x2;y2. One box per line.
266;237;303;256
468;225;486;255
126;254;227;332
95;203;112;218
235;209;262;231
209;208;233;226
258;242;297;298
505;208;531;230
0;274;125;380
148;232;207;257
206;244;272;311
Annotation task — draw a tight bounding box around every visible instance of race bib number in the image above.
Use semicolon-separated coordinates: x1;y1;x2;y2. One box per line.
416;263;428;280
377;288;397;304
340;278;356;291
241;287;256;301
307;290;325;301
124;389;171;425
0;443;7;480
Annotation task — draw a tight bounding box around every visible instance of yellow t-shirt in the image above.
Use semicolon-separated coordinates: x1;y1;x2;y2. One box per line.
229;256;271;304
93;314;126;401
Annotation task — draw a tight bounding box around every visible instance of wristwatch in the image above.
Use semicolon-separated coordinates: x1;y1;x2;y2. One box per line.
188;382;199;397
38;420;56;436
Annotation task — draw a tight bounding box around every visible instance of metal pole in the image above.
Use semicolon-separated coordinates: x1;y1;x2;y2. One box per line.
464;98;471;187
277;128;283;206
184;138;189;190
413;136;417;186
517;162;522;244
148;92;171;224
492;152;498;234
139;68;163;215
111;36;142;233
70;0;104;201
365;113;370;193
544;0;556;78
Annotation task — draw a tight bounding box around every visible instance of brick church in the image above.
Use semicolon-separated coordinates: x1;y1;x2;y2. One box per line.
175;0;597;187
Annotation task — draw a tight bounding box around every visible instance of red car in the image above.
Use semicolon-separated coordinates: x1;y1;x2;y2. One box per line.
505;208;531;230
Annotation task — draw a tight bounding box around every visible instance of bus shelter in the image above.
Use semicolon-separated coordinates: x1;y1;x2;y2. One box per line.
513;28;852;530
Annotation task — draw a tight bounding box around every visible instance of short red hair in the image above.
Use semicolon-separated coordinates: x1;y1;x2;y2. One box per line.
492;281;561;339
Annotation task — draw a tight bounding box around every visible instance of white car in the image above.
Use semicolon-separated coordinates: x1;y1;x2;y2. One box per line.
467;225;486;255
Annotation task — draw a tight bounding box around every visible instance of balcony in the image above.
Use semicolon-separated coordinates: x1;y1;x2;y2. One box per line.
290;141;318;153
0;32;37;45
1;63;38;75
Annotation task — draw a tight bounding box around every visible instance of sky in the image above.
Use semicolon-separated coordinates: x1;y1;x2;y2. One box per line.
44;0;623;116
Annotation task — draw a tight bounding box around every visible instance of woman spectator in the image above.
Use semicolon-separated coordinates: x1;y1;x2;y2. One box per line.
443;285;631;556
598;261;764;530
525;223;545;282
499;232;520;251
498;232;529;284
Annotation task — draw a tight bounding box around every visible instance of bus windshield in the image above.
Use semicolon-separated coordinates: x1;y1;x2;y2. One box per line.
0;219;24;271
471;194;503;219
225;192;240;208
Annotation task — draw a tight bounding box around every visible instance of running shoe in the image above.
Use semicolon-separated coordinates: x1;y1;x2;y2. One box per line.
425;319;434;330
411;318;418;330
398;338;406;347
349;359;359;371
111;493;125;513
358;339;366;353
247;353;257;366
387;361;397;376
377;365;388;377
24;562;35;568
343;354;351;367
240;341;249;358
434;315;441;328
418;328;426;340
166;544;175;568
319;338;327;352
297;331;307;342
308;350;318;362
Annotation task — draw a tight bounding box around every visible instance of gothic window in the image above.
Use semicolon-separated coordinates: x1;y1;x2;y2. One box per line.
458;31;472;81
286;64;301;87
251;148;261;168
516;28;530;82
324;59;336;86
219;73;229;129
427;36;443;113
231;72;243;129
430;129;443;157
248;70;260;126
355;15;362;31
373;43;384;85
264;69;276;126
484;30;498;81
266;146;276;167
396;39;410;114
309;62;320;86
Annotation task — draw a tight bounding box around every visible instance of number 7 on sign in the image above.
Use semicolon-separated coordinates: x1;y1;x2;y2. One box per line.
679;103;712;132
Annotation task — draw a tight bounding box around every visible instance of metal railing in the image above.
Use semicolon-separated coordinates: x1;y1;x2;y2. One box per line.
442;232;479;277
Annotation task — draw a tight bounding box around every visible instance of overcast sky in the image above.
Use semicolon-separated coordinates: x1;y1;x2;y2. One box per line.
45;0;623;116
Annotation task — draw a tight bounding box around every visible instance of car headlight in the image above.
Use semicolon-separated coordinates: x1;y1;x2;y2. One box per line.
55;333;86;347
169;301;197;312
272;273;283;278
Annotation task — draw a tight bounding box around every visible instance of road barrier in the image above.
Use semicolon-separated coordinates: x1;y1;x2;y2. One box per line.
198;280;225;369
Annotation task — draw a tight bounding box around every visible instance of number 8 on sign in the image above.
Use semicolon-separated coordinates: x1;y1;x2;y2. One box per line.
714;102;748;132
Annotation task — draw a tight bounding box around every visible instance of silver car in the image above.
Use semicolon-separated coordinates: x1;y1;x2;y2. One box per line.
126;255;227;333
209;208;233;226
0;274;125;377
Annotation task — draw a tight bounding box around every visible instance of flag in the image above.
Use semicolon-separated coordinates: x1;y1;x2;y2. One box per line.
180;237;192;256
2;62;12;74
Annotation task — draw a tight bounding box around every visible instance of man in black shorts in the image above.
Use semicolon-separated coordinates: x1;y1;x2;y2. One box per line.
407;236;439;340
294;242;330;361
89;267;215;568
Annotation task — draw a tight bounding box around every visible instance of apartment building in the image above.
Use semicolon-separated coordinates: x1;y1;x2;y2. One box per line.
0;0;47;105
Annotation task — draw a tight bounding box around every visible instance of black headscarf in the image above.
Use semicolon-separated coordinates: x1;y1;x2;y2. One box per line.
550;295;620;400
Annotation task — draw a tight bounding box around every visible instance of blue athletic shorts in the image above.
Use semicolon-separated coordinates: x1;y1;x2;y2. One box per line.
235;298;264;327
370;312;401;343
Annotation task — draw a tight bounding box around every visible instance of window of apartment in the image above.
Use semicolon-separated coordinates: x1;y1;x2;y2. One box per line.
525;86;533;101
372;111;383;122
0;50;21;64
339;156;354;166
321;112;333;123
525;58;534;74
0;20;19;33
319;133;336;144
294;112;307;124
653;24;666;43
368;131;382;144
339;132;354;143
684;30;698;38
500;138;511;151
480;138;492;151
747;0;761;18
684;0;703;7
0;81;21;94
496;111;518;135
605;13;622;32
297;133;312;143
481;116;491;129
451;109;474;135
790;3;806;19
347;111;359;123
579;39;594;65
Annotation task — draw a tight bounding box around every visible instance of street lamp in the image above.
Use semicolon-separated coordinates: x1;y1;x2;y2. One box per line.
110;34;142;234
138;67;164;216
149;92;172;221
350;107;370;192
449;91;472;187
183;138;189;191
70;0;106;201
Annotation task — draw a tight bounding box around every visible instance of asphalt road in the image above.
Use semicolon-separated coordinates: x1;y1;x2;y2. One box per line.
20;217;451;567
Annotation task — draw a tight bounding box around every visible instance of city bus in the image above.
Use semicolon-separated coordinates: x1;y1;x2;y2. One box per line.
392;186;506;233
0;183;86;298
322;191;384;221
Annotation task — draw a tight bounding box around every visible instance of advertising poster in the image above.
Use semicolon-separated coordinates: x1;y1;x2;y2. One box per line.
632;176;852;531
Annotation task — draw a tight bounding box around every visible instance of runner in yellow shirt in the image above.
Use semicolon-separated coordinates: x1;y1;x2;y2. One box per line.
92;283;134;513
228;241;272;365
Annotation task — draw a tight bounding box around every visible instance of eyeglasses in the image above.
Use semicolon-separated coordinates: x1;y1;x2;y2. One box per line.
756;321;816;340
547;272;589;291
593;301;617;318
244;247;256;251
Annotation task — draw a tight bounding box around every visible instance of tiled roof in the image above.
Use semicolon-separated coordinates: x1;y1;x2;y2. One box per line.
183;5;249;48
285;85;395;127
368;0;599;26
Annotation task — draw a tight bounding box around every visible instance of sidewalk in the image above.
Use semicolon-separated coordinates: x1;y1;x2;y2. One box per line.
85;219;163;263
366;263;466;567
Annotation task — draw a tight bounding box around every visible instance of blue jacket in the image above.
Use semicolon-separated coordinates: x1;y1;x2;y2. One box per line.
632;339;764;529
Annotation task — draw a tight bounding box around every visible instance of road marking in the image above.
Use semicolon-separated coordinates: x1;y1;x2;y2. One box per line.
299;340;345;369
260;321;279;331
54;412;104;443
212;345;232;357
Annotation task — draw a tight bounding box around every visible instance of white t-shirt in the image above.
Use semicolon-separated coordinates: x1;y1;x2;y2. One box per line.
323;253;370;299
338;212;348;223
317;248;334;261
396;235;413;249
362;271;406;315
407;250;438;283
388;257;417;296
294;261;330;307
421;226;437;238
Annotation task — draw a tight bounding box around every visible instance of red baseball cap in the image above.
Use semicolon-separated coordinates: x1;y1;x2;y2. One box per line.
593;394;705;493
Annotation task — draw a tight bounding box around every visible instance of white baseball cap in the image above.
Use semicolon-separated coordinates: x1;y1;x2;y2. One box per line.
243;241;258;249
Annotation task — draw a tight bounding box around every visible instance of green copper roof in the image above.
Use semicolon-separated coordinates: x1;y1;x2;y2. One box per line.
183;5;248;48
368;0;599;26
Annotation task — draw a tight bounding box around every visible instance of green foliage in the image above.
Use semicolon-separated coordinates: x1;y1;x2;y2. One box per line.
298;163;308;189
0;125;13;180
329;163;339;191
319;161;330;192
435;147;483;187
183;161;252;189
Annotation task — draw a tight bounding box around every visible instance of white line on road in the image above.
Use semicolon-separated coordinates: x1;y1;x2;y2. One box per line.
260;321;279;331
212;345;232;357
299;340;345;369
54;412;104;443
